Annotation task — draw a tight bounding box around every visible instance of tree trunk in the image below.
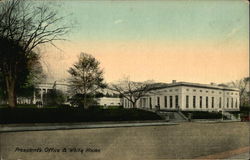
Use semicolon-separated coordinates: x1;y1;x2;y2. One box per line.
5;76;17;108
83;93;87;109
132;101;137;108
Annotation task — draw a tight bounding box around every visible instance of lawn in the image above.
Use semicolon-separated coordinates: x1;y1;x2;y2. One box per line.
0;107;162;124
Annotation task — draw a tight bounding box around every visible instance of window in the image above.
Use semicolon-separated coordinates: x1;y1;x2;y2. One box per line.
170;96;173;108
212;91;214;93
219;97;222;108
236;99;238;108
149;97;152;108
169;89;172;92
200;90;203;92
206;97;208;108
157;97;160;106
193;89;196;92
231;98;233;108
164;96;167;108
193;96;196;108
186;96;189;108
200;96;202;108
175;89;178;91
186;89;189;91
125;99;127;108
175;95;179;108
227;98;229;108
211;97;214;108
206;91;209;93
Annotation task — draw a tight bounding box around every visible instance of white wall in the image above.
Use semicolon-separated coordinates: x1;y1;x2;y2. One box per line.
123;85;240;112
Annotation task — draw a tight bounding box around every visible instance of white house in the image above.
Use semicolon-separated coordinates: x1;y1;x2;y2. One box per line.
123;80;240;112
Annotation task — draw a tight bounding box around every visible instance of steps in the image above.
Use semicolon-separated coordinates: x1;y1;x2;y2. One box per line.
223;111;238;120
156;111;188;122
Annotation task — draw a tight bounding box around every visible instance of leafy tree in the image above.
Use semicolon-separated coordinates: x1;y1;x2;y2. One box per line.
45;89;66;106
69;93;98;108
68;52;106;109
0;0;69;107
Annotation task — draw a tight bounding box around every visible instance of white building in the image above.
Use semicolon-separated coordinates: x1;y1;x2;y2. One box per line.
97;97;122;107
123;81;240;112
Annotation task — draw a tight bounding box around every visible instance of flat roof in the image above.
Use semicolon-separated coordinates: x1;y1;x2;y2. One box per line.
148;82;239;92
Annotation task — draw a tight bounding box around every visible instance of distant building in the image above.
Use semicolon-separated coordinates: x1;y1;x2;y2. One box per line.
123;80;240;112
33;81;70;104
97;97;122;107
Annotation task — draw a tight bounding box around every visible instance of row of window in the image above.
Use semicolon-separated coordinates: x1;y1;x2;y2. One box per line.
154;96;179;108
185;96;238;109
186;89;238;95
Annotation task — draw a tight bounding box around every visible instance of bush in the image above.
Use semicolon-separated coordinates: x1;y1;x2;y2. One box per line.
0;108;162;124
182;111;225;119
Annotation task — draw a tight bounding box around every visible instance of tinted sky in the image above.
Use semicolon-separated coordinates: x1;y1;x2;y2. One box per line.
42;0;249;84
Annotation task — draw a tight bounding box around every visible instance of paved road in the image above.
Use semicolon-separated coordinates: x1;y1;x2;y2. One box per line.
0;122;249;160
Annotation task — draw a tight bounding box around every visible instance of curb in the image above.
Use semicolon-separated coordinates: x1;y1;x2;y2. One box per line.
0;122;178;133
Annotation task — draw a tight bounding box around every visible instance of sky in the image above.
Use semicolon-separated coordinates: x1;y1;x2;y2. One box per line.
41;0;249;84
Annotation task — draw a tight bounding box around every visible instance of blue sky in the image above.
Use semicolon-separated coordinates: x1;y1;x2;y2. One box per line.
58;0;249;42
42;0;249;83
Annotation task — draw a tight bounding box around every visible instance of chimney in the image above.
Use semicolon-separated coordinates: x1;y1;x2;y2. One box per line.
172;80;177;84
210;82;216;85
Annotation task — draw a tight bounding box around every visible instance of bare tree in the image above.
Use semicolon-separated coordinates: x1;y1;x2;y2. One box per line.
109;78;153;108
0;0;69;107
228;77;250;106
68;52;106;109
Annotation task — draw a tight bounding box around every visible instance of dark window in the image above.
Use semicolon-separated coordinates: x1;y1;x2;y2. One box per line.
193;96;196;108
164;96;167;108
219;97;222;108
206;97;208;108
175;95;178;108
231;98;233;108
235;99;238;108
200;96;202;108
212;97;214;108
170;96;173;108
149;97;152;108
186;96;189;108
157;97;160;106
227;98;229;108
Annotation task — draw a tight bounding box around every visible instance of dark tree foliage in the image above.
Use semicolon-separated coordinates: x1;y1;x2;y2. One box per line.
0;0;69;107
45;89;66;106
68;52;106;109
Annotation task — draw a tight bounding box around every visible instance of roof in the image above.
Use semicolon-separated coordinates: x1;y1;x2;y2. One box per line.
147;82;239;92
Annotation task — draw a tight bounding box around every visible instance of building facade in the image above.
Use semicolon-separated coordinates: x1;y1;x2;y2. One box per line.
97;97;122;107
123;81;240;112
